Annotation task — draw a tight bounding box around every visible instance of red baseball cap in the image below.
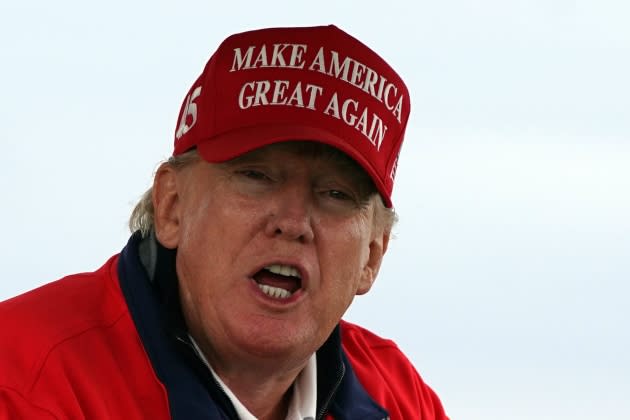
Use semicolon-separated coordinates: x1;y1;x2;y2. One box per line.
173;25;410;207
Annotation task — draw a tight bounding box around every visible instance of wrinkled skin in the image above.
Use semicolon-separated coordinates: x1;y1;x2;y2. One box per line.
152;142;390;418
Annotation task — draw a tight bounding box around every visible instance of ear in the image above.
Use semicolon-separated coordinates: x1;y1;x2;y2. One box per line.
356;229;390;295
152;163;181;249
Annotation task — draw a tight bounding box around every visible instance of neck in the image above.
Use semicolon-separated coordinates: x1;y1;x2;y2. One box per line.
191;335;307;420
220;369;296;420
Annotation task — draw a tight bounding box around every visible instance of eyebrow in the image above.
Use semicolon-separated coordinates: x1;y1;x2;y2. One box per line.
223;142;378;195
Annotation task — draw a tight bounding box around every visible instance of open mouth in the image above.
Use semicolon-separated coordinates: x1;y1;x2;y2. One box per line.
253;264;302;299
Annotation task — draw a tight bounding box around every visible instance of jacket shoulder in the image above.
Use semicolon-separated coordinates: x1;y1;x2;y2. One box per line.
340;320;449;420
0;255;126;390
0;252;170;419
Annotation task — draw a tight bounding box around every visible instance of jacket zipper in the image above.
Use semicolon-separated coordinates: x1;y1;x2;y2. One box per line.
316;361;345;420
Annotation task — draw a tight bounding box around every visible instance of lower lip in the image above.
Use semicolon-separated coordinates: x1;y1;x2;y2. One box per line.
248;279;304;306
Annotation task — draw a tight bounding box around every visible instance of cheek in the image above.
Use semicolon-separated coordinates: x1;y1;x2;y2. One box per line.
174;198;226;292
321;221;371;292
341;220;372;265
178;193;231;255
175;194;263;286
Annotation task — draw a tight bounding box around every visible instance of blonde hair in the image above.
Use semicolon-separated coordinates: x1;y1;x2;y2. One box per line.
128;150;199;237
129;147;397;237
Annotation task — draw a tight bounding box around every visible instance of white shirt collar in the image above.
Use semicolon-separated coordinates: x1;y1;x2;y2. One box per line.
189;335;317;420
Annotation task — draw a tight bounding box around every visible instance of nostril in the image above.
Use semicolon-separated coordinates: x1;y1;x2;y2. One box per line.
265;211;314;243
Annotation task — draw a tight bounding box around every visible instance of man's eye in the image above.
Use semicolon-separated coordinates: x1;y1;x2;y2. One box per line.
238;170;270;181
327;189;352;201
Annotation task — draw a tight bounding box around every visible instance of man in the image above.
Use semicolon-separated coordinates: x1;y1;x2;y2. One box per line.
0;25;448;419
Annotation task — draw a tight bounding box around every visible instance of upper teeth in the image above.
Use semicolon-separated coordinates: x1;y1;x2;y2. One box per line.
265;264;301;279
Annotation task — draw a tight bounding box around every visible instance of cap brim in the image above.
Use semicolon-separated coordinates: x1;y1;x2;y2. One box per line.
195;124;392;208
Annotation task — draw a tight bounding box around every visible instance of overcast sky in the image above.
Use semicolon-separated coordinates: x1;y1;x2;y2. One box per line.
1;1;628;419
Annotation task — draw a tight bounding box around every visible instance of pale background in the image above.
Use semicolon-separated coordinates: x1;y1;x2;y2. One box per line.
1;1;628;419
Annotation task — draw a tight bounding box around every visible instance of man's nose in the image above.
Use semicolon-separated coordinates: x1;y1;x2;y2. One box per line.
264;184;315;243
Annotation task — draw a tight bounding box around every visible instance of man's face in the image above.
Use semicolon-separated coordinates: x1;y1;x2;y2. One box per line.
153;142;389;369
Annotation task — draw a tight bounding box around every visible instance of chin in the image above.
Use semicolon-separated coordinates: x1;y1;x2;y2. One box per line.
232;319;318;360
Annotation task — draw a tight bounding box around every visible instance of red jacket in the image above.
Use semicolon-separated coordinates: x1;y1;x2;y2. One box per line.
0;234;448;419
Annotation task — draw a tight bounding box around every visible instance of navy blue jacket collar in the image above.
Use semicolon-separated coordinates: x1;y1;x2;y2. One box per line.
118;232;388;419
